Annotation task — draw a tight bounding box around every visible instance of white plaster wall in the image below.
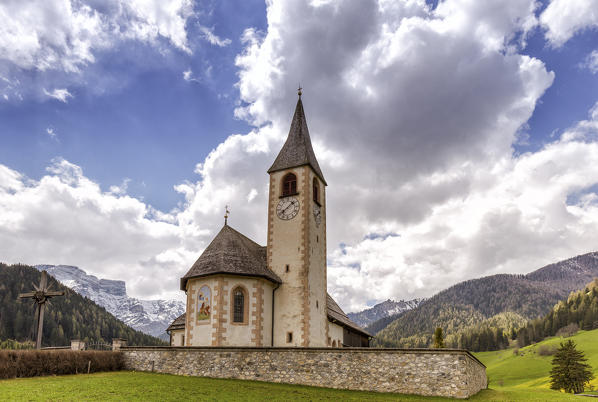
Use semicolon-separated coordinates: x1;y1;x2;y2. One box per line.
329;322;344;347
185;275;276;347
306;170;328;346
269;168;308;346
261;280;274;346
170;330;185;346
221;277;258;346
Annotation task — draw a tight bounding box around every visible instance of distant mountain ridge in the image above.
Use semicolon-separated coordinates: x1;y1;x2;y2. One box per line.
347;298;424;328
35;265;185;340
374;251;598;348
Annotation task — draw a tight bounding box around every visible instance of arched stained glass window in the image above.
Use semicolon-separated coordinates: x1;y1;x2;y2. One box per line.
233;288;245;323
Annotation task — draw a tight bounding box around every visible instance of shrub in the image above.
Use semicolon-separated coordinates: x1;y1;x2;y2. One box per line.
0;350;124;379
556;323;579;338
537;345;557;356
0;339;34;350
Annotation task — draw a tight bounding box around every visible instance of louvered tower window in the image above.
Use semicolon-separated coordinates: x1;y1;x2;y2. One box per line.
282;173;297;196
233;288;244;323
313;178;320;204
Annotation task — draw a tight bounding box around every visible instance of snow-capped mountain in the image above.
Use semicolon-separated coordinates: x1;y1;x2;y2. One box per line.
35;265;185;340
347;298;424;328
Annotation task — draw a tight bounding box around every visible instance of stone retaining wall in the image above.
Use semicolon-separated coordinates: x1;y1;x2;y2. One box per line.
121;347;487;398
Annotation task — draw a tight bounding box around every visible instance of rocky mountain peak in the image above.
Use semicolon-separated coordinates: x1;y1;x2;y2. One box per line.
35;264;184;340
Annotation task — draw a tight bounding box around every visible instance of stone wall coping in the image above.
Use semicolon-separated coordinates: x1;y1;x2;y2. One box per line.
120;346;485;369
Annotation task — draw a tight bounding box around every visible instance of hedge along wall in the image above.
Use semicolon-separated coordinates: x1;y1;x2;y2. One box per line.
0;350;123;379
122;347;487;399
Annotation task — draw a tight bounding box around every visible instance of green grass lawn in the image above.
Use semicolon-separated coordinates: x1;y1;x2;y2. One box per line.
0;371;448;401
473;328;598;400
0;370;585;401
0;329;596;401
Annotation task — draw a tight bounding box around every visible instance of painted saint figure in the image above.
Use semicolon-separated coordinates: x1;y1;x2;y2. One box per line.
197;285;211;321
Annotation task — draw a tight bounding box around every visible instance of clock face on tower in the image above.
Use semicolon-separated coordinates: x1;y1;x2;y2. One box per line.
277;197;300;220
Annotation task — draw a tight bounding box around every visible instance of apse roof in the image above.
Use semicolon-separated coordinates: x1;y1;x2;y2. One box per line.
180;224;282;290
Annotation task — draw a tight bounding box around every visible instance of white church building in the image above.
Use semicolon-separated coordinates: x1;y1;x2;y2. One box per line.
167;92;371;348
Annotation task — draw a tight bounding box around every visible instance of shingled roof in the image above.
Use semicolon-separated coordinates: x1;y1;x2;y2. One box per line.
268;97;327;185
180;224;282;290
327;293;372;338
166;313;185;332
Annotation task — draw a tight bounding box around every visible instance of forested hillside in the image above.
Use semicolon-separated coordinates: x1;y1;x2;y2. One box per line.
374;252;598;350
0;263;166;347
516;278;598;347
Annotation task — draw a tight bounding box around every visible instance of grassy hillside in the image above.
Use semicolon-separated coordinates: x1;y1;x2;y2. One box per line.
476;328;598;395
0;263;166;347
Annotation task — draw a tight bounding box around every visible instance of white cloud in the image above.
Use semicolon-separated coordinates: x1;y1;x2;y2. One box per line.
124;0;195;53
581;50;598;74
0;0;206;102
109;178;131;195
182;68;200;83
43;88;73;103
45;127;58;140
0;158;197;301
192;0;598;312
0;0;195;74
329;106;598;311
199;25;232;47
540;0;598;47
3;0;598;314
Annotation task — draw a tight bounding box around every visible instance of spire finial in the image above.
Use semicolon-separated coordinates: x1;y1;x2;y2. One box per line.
298;84;302;98
224;205;230;225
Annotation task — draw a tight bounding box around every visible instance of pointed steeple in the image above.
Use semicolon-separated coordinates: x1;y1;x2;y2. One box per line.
268;94;327;185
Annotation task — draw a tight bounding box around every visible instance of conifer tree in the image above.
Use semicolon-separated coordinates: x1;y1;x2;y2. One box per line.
433;327;445;348
549;340;594;394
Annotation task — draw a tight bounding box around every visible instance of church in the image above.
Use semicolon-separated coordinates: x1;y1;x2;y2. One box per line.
167;91;371;348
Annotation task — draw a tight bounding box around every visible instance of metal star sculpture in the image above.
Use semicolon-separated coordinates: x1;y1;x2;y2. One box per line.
18;271;65;349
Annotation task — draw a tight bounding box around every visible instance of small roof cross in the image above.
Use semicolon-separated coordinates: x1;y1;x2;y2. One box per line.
298;85;302;97
224;205;230;225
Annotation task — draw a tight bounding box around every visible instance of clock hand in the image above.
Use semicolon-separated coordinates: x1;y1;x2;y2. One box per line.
283;202;294;214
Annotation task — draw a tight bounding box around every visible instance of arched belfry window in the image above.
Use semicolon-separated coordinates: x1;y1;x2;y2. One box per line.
313;178;320;204
232;287;246;323
281;173;297;196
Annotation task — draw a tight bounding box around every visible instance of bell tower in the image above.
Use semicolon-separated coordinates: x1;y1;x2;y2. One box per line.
267;90;328;347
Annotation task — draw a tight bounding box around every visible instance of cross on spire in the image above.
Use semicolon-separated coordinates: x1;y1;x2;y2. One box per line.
18;270;65;349
224;205;230;225
298;85;302;98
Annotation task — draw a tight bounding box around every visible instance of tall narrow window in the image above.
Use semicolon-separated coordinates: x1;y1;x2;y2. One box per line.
313;178;320;204
282;173;297;196
233;288;244;323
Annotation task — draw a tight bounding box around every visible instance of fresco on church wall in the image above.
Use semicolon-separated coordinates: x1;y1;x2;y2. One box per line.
197;285;211;322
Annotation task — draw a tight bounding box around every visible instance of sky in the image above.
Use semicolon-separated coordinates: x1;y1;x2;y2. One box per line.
1;0;598;313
